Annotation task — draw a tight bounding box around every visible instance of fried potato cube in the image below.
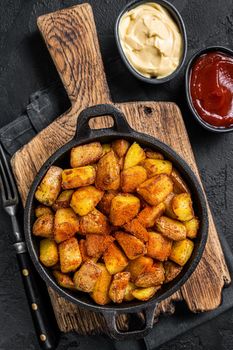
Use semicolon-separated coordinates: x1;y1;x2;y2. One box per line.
112;139;130;158
85;234;115;258
124;219;149;242
70;186;103;216
59;237;82;273
95;150;120;191
53;270;75;289
33;213;54;238
164;192;177;219
98;190;117;215
62;166;96;189
102;143;112;155
103;242;128;274
91;263;112;305
39;239;58;267
52;190;74;211
54;208;79;243
164;261;182;283
172;193;194;221
143;159;172;178
127;256;153;281
156;216;186;241
121;166;147;193
124;142;146;169
137;174;173;206
79;209;110;235
109;272;130;303
145;149;164;160
171;168;190;194
137;203;165;228
124;282;136;301
79;239;90;262
132;286;161;301
184;217;199;239
70;142;103;167
73;260;102;292
146;232;172;261
35;205;53;217
169;239;194;266
110;194;140;226
135;262;165;287
115;232;146;260
35;166;62;206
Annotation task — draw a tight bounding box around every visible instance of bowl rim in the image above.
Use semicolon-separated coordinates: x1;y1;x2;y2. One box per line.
185;45;233;133
114;0;187;84
24;128;209;314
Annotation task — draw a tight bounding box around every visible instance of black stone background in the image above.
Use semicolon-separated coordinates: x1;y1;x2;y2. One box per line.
0;0;233;349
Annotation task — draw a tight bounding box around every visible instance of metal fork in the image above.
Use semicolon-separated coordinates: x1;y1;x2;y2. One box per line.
0;143;56;350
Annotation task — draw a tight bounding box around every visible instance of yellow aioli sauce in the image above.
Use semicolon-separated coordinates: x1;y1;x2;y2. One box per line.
119;2;183;79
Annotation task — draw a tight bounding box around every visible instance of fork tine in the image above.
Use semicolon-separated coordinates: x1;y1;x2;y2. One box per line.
0;144;18;203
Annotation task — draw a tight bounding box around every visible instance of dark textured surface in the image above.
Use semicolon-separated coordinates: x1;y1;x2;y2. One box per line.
0;0;233;349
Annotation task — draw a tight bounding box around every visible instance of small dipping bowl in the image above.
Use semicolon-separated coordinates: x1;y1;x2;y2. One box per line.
185;46;233;133
115;0;187;84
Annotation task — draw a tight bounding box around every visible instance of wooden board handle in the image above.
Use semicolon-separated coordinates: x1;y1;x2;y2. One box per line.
37;3;111;107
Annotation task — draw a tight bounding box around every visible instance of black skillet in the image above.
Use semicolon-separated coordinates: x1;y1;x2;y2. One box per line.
24;103;208;340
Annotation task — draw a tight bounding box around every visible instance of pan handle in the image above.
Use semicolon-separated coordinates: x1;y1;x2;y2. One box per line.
75;104;133;140
102;304;157;340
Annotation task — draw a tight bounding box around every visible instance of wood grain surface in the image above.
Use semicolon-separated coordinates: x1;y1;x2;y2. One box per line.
11;3;230;334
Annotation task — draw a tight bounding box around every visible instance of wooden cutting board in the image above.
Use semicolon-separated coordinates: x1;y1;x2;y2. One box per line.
11;3;231;335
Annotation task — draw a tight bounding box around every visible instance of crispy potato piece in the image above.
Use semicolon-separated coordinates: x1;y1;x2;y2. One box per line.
109;272;130;303
98;190;118;215
70;186;103;216
132;286;161;301
79;209;110;235
35;166;62;206
169;239;194;266
95;150;120;191
102;144;112;155
73;260;102;292
124;219;149;242
127;256;153;281
137;203;165;228
62;166;96;189
184;217;199;239
112;139;130;158
137;174;173;206
172;193;194;221
171;168;190;194
33;213;54;238
164;261;182;283
143;159;172;178
79;239;90;262
164;192;177;219
121;166;147;193
146;232;172;261
52;190;74;211
156;216;186;241
39;239;58;267
145;149;164;160
103;242;128;274
54;208;79;243
124;142;146;169
59;237;82;273
110;194;140;226
70;142;103;167
135;262;165;287
91;263;112;305
85;234;115;258
35;205;53;218
124;282;136;301
115;232;146;260
53;270;75;289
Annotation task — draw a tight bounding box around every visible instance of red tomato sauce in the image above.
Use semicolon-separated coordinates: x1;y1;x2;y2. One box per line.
190;51;233;128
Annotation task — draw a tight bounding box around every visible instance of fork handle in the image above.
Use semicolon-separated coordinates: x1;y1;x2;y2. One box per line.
16;249;57;350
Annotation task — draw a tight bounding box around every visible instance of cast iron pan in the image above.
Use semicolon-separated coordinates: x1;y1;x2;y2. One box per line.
24;104;208;340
